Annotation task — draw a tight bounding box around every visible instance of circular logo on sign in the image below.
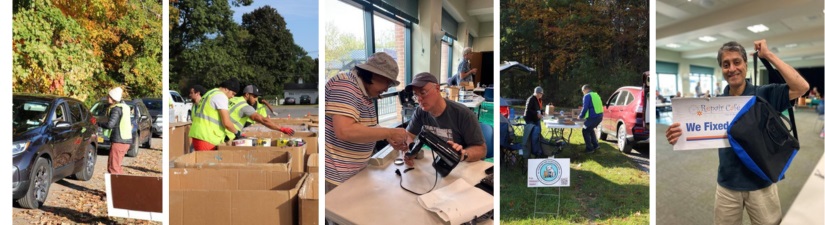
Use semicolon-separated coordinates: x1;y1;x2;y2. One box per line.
536;159;563;185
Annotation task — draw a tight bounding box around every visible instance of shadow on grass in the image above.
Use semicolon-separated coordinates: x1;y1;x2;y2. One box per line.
500;164;649;224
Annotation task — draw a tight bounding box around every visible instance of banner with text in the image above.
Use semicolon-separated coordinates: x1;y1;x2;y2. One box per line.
672;96;752;150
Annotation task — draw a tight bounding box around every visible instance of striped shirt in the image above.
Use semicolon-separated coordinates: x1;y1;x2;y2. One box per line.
325;71;377;185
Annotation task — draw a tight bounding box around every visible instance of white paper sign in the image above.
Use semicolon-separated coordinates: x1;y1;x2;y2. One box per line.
671;96;753;150
527;158;570;187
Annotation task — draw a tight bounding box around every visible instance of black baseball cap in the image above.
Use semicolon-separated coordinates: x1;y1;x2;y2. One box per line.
405;72;439;92
243;85;261;96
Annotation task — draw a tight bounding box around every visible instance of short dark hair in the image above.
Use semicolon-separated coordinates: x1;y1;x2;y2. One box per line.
355;67;375;85
717;41;747;67
189;84;206;96
219;78;241;94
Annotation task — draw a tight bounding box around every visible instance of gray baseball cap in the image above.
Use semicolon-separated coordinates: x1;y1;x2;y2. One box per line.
243;85;261;96
355;52;400;87
534;86;543;94
405;72;439;92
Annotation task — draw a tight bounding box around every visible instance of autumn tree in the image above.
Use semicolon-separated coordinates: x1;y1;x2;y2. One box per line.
13;0;163;105
501;0;648;107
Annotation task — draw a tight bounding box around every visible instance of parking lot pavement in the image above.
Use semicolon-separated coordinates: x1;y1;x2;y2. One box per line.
656;109;824;224
13;138;163;224
270;104;319;118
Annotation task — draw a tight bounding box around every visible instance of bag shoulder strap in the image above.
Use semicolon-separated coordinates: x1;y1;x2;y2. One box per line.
755;51;798;139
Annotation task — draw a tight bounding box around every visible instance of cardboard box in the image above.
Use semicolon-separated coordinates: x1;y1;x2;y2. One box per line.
270;118;312;124
307;123;319;133
245;123;309;133
306;154;318;173
303;137;318;154
299;173;318;225
170;169;307;225
460;81;475;90
169;122;191;159
172;150;291;171
241;130;317;139
218;146;306;173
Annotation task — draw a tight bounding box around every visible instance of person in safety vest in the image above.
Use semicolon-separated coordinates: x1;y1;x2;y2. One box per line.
578;84;603;154
230;85;295;135
243;86;276;127
97;87;132;174
189;78;242;151
188;84;206;120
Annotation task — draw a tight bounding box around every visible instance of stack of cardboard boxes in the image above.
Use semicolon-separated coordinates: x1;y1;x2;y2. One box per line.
169;115;319;225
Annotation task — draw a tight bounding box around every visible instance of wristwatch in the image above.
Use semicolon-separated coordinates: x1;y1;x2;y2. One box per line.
461;151;469;162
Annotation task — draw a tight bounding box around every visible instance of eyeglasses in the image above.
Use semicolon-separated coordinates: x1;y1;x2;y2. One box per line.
413;85;435;100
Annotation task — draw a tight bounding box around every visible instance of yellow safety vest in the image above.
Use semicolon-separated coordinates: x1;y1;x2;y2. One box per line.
585;92;604;119
103;103;132;140
248;103;267;125
227;97;252;134
189;88;232;145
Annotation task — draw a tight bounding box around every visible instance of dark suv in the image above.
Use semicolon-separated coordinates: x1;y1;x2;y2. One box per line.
597;84;650;153
13;94;98;209
141;98;163;137
90;98;153;157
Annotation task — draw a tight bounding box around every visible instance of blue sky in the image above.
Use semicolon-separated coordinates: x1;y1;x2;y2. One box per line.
232;0;319;59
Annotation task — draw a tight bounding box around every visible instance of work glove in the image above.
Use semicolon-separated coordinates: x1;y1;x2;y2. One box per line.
235;131;244;139
279;127;295;136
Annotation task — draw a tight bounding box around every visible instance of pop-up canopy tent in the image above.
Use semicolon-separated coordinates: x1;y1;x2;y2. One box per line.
500;61;536;106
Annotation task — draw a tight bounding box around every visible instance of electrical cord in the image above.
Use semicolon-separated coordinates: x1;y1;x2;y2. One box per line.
396;149;439;195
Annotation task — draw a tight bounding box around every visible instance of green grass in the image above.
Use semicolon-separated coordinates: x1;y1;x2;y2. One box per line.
500;120;650;224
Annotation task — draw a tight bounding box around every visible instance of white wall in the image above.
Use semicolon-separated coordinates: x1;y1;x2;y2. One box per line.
474;21;494;52
412;0;442;80
474;37;494;52
412;0;493;82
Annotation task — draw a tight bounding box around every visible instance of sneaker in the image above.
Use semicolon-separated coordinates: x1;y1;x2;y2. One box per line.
585;148;595;154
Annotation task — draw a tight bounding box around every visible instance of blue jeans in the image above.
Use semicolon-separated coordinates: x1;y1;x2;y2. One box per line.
583;116;603;151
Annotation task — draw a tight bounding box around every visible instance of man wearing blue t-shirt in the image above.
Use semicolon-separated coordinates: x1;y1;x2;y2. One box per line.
666;40;809;224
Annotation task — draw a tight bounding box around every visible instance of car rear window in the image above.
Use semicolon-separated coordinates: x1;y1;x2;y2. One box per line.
91;101;137;118
143;99;162;110
624;91;636;105
70;101;85;123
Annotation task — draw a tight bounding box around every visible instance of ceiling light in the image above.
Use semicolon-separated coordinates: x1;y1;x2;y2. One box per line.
747;24;770;33
666;43;681;48
698;36;716;42
785;43;798;48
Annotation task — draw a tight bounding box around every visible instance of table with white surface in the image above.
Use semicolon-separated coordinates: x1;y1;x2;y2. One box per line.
543;119;584;150
459;95;485;109
781;156;824;224
326;146;494;225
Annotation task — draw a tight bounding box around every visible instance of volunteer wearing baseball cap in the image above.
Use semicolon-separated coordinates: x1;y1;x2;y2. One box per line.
242;84;275;125
223;84;294;137
190;78;243;151
97;87;133;174
401;72;486;166
325;52;411;192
